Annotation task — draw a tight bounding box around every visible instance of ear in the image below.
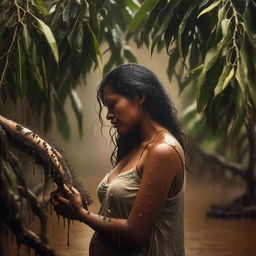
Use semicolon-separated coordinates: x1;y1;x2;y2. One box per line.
134;95;145;106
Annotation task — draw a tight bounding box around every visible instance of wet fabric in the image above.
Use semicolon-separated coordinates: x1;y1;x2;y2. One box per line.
94;140;185;255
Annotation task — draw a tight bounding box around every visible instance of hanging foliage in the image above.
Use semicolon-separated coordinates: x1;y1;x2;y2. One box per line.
130;0;256;136
0;0;139;138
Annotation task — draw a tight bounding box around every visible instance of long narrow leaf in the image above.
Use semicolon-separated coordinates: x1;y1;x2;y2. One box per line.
35;17;59;63
70;89;83;137
178;2;199;61
214;65;234;97
130;0;157;33
197;0;221;19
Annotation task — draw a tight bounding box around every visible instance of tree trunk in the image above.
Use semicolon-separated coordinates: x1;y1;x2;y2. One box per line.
244;108;256;200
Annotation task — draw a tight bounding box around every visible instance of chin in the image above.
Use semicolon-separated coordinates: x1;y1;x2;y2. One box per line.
116;127;135;136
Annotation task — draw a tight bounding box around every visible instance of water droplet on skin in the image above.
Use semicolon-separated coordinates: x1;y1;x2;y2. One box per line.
139;212;143;218
147;182;151;186
145;209;149;214
145;193;149;197
148;201;152;206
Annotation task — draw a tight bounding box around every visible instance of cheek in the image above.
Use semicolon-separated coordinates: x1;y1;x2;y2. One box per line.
120;105;140;124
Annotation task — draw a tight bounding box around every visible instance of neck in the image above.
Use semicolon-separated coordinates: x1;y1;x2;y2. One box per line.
136;111;167;142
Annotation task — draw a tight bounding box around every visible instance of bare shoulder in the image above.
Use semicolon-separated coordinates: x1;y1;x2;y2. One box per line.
148;133;184;159
145;133;185;171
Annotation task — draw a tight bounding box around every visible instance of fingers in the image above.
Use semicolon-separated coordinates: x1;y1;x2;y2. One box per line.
50;191;69;205
56;193;69;204
69;186;80;194
63;184;80;195
63;184;72;194
50;195;58;206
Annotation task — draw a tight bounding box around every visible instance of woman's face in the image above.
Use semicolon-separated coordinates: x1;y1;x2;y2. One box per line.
103;84;141;135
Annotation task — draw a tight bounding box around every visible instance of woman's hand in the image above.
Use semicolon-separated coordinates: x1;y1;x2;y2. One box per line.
50;184;84;220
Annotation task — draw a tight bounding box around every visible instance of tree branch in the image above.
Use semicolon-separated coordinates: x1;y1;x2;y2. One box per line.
196;146;246;178
0;115;91;208
0;173;54;256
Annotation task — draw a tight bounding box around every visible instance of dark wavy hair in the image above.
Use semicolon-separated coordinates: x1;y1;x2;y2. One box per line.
97;64;185;166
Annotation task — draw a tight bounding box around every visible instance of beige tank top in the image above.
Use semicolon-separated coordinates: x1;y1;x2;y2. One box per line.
96;138;185;255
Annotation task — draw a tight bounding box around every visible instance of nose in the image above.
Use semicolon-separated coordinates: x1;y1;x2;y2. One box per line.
106;109;114;120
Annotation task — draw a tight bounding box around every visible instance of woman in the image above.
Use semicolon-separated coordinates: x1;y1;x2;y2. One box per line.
51;64;185;255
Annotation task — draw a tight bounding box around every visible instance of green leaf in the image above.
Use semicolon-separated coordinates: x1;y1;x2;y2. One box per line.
130;0;157;33
167;47;179;81
126;0;140;10
230;86;246;136
124;45;137;62
140;0;167;43
178;2;199;61
103;55;116;75
214;65;234;97
197;18;232;112
216;4;226;37
182;103;205;136
235;53;247;95
244;1;256;49
88;23;102;68
41;58;48;92
32;0;48;15
110;24;123;48
151;0;181;54
181;102;197;125
180;64;203;93
30;44;44;91
70;89;83;137
16;40;27;98
197;0;221;19
21;24;32;56
55;102;71;140
34;17;59;63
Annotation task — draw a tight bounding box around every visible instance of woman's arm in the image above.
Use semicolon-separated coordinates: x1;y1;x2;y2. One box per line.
51;143;184;247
